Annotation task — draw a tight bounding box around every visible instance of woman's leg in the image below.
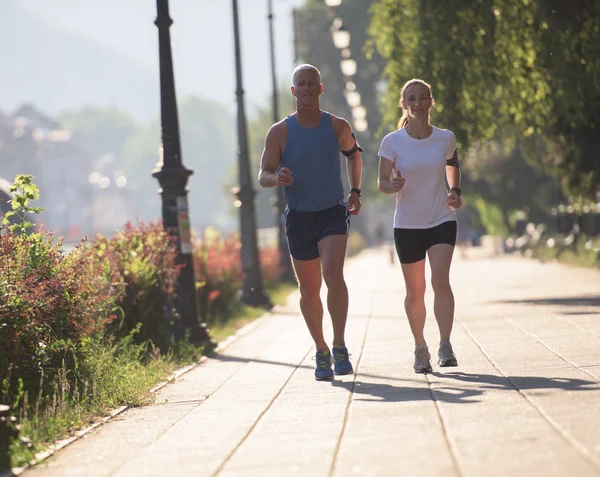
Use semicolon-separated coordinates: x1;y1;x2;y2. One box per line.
400;260;427;346
427;243;455;342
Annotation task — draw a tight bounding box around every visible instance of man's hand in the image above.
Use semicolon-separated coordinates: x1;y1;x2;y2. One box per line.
391;168;406;192
447;190;462;208
347;191;361;215
277;167;294;186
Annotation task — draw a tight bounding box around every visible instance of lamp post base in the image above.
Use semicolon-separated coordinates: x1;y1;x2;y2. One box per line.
241;286;273;309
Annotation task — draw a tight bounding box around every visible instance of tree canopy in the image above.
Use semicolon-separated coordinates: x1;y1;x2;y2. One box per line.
369;0;600;199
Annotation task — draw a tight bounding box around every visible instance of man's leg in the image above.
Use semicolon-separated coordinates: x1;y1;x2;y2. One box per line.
292;257;327;351
317;234;349;345
318;233;353;375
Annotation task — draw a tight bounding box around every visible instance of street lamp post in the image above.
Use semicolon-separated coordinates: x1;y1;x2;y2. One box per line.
267;0;295;283
153;0;208;343
232;0;272;307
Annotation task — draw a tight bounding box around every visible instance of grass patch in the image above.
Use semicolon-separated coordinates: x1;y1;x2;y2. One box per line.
9;333;199;469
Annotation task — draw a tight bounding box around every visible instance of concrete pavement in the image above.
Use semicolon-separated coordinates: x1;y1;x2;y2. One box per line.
21;244;600;477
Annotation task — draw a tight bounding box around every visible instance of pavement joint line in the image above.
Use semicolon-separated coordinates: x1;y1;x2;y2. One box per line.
426;372;467;477
457;316;600;472
7;310;277;477
503;314;600;382
103;314;285;477
492;300;600;339
486;304;600;383
328;296;374;477
210;346;314;477
550;313;600;339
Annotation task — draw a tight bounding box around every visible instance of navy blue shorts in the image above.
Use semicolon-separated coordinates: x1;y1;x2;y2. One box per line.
394;220;457;264
285;203;350;261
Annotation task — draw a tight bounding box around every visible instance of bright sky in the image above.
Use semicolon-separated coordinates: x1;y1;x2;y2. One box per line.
18;0;305;114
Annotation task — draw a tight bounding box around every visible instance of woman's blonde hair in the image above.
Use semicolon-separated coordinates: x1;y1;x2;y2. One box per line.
397;79;435;129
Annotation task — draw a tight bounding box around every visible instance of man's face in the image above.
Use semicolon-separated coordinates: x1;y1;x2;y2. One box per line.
291;69;322;105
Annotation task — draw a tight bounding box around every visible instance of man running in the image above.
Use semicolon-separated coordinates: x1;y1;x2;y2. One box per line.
258;64;363;381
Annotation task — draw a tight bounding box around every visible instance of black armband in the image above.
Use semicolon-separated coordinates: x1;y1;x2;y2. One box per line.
446;149;460;168
341;133;364;157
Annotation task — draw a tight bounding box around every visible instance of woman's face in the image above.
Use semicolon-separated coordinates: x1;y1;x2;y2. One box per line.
402;83;432;120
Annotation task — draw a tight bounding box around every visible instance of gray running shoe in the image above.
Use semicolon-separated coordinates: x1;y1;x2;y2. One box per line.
438;341;458;367
414;345;433;374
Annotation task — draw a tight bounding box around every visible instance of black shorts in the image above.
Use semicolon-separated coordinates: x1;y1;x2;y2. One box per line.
394;220;457;264
285;203;350;261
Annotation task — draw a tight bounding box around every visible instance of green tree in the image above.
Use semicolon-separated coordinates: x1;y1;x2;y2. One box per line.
59;106;136;156
463;140;562;231
369;0;600;200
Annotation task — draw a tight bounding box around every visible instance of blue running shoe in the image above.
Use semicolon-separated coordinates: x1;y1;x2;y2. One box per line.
315;349;334;381
333;343;353;375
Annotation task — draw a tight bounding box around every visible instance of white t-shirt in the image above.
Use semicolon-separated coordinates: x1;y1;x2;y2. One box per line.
378;126;457;229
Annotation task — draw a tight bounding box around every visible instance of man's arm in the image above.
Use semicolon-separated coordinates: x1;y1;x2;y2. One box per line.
258;123;284;188
334;117;362;191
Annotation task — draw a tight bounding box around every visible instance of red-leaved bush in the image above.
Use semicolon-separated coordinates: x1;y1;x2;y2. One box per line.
0;230;114;402
193;229;283;325
194;231;244;324
87;221;181;348
1;219;284;409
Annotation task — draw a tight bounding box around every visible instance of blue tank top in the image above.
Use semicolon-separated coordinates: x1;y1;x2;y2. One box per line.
281;111;344;212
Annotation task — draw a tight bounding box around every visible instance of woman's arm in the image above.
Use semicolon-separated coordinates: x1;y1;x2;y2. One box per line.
445;148;462;208
378;156;404;194
445;148;461;191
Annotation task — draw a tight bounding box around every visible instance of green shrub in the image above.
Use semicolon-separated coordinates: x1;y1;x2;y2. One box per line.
1;176;114;409
88;221;180;349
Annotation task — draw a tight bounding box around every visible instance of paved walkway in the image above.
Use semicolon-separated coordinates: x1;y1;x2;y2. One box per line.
21;245;600;477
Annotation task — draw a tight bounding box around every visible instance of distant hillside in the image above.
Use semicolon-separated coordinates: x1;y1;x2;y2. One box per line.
0;2;160;120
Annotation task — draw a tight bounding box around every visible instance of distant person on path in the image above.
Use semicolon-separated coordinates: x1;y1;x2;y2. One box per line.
377;78;462;373
258;64;363;381
375;220;386;247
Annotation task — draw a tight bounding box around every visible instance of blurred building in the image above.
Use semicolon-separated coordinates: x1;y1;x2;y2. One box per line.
0;103;133;241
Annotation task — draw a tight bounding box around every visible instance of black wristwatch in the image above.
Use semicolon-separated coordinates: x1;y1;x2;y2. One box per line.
350;188;362;197
450;187;462;196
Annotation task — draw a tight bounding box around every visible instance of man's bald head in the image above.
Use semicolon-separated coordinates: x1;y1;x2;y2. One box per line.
292;64;322;88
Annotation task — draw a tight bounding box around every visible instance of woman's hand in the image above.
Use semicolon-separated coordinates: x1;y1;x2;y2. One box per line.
391;169;406;192
447;190;462;208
